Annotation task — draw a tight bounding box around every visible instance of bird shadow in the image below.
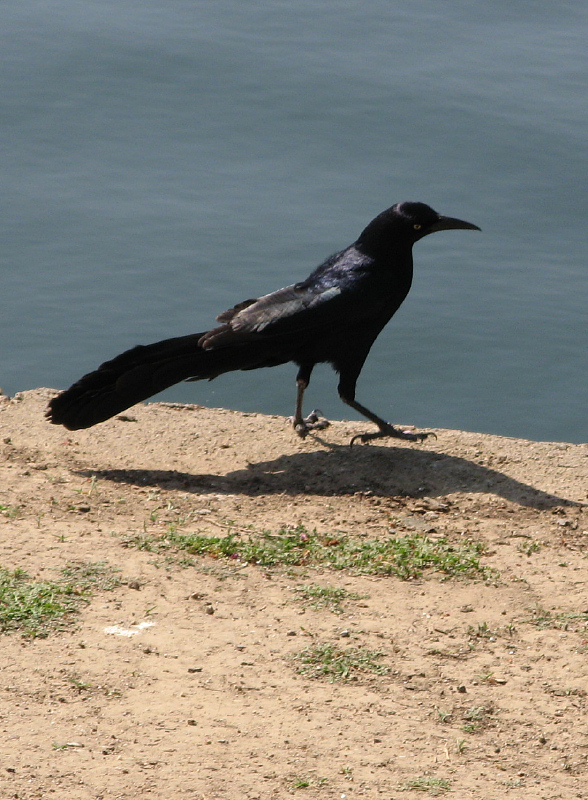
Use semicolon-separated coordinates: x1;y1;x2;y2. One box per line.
78;441;582;510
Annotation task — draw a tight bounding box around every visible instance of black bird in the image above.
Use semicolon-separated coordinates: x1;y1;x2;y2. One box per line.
46;202;480;443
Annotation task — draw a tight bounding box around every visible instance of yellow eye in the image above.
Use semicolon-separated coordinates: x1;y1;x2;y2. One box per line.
413;223;422;230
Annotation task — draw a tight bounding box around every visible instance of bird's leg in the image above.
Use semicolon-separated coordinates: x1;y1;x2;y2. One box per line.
340;391;435;446
291;365;330;438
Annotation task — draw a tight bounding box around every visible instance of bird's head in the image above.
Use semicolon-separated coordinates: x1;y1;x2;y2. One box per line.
357;201;480;254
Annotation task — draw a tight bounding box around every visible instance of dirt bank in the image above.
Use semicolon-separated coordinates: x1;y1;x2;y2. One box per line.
1;389;587;799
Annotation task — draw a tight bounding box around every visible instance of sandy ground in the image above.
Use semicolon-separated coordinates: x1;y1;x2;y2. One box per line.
1;388;587;800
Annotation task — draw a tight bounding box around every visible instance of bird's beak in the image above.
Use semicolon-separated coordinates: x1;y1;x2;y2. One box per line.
428;215;481;233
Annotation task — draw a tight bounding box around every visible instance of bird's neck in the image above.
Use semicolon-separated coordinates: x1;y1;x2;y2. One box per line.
362;246;414;285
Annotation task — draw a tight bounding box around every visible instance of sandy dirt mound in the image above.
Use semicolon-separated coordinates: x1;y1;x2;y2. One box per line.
1;389;587;799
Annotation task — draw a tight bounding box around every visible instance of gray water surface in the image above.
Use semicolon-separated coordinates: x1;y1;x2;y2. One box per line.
2;1;587;442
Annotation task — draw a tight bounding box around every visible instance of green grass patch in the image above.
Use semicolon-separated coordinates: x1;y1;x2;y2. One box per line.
461;703;495;733
0;504;22;519
524;605;588;631
400;776;450;795
0;561;121;638
466;621;499;640
294;583;367;613
289;776;328;790
0;567;83;638
293;642;389;682
517;540;541;556
60;561;122;592
124;525;488;580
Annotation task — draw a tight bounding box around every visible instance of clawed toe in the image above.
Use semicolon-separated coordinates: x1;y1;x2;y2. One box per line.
350;424;436;447
292;409;330;438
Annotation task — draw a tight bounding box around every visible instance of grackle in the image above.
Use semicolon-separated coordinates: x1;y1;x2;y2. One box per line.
47;202;480;444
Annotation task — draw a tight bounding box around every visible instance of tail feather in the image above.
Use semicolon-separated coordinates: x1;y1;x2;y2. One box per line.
46;332;282;430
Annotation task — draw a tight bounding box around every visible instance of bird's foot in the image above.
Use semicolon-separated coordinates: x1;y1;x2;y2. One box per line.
292;409;330;438
350;423;436;447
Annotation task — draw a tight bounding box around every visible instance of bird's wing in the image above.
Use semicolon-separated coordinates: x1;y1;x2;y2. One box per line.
201;272;371;350
231;281;348;334
215;298;258;323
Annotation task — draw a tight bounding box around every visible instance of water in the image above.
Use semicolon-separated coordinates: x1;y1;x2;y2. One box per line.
2;1;587;443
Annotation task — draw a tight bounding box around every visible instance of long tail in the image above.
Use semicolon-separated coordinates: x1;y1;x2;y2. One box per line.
46;333;282;430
